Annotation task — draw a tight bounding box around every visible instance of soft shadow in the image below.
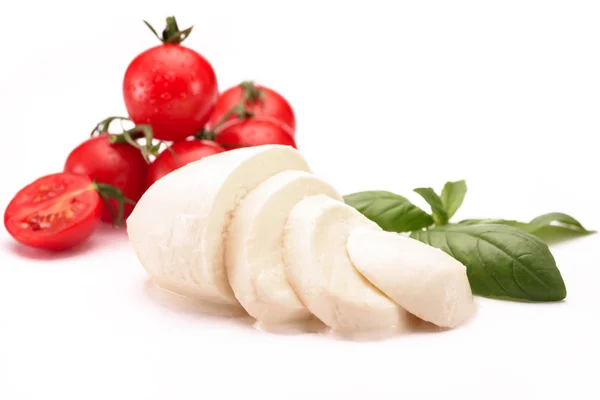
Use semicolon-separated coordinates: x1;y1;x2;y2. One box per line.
93;223;129;244
142;279;255;328
2;222;130;261
3;237;99;261
535;226;596;246
408;313;449;334
254;317;329;336
141;279;477;341
324;313;448;343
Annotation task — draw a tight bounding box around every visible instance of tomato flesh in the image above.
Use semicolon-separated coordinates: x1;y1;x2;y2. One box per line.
147;140;225;188
64;135;148;223
4;173;101;251
214;119;297;150
208;84;295;134
123;44;219;141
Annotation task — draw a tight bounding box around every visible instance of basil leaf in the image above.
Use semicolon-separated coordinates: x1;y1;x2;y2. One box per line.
344;191;434;232
528;212;594;234
458;213;595;244
458;218;531;231
440;180;467;219
413;187;449;225
410;224;567;302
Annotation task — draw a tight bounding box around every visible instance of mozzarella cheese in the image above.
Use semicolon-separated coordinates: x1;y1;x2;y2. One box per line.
225;170;342;325
283;195;412;334
127;145;310;306
347;227;476;328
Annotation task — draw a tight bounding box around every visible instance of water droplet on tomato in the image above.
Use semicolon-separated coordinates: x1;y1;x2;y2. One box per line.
149;98;157;104
179;93;187;100
190;81;202;95
153;108;159;113
160;93;171;100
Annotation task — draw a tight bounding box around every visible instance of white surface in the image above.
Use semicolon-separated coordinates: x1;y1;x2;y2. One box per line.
0;1;599;399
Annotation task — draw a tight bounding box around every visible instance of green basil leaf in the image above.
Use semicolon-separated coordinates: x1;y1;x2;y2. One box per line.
528;212;594;234
458;213;595;244
458;218;531;230
410;224;567;302
440;180;467;219
344;191;434;233
413;187;449;225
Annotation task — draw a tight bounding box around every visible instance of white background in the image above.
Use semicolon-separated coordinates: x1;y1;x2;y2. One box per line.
1;1;599;399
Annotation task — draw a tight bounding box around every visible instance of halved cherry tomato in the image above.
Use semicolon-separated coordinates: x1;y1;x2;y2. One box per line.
207;81;295;134
64;134;147;223
146;140;225;188
214;118;297;150
4;173;102;251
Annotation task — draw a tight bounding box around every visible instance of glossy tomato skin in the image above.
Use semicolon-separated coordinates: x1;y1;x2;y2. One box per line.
207;85;295;134
4;173;101;251
123;44;219;141
146;140;225;188
64;135;148;223
214;119;297;150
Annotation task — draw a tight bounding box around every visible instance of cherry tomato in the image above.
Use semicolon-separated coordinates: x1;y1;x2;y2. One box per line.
123;18;218;142
64;135;148;223
4;173;102;251
147;140;225;187
214;119;297;150
207;82;295;134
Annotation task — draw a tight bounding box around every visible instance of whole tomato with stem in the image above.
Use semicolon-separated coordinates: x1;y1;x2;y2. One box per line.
207;81;295;134
123;16;219;142
64;125;147;224
146;140;225;188
4;173;130;251
212;118;297;150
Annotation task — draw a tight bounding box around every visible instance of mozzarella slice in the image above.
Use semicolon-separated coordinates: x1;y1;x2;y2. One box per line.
127;145;310;306
225;170;342;325
347;228;476;328
283;195;411;335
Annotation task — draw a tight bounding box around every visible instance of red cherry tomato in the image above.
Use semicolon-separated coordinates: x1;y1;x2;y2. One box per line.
208;82;295;134
123;18;218;142
147;140;225;187
4;173;102;251
64;135;148;223
214;119;297;150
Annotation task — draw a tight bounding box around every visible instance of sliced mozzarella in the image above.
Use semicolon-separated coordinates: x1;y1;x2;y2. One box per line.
225;170;342;325
347;228;476;328
127;145;310;306
283;195;411;334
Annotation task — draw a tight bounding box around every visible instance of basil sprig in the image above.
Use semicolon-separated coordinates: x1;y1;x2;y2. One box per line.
345;180;593;302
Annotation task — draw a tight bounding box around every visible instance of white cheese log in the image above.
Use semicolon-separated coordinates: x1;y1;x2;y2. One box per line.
347;228;476;328
127;145;310;306
226;170;342;324
283;195;411;334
